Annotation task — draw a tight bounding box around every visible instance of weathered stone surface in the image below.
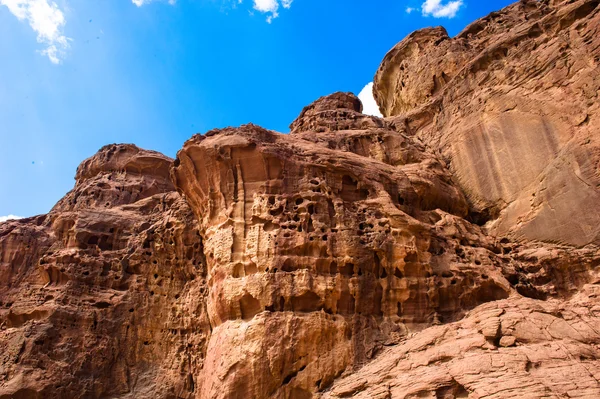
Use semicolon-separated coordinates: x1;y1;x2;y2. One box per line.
0;145;209;398
374;0;600;247
171;118;500;397
1;1;600;398
322;286;600;399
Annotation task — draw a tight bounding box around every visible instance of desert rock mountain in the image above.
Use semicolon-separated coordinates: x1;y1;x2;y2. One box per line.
374;0;600;247
1;0;599;398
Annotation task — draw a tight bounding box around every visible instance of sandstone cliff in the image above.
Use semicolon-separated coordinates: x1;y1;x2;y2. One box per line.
1;0;599;398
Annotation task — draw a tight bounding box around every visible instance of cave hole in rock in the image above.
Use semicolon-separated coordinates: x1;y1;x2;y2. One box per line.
341;175;369;202
474;281;509;302
341;263;354;276
404;252;418;262
329;261;338;274
337;292;356;314
373;253;381;277
270;206;284;216
307;217;315;233
240;294;262;320
429;240;446;255
291;291;321;312
282;258;295;272
467;207;500;226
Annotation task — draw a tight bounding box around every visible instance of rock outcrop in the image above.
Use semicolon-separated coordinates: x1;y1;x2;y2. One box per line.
0;145;210;398
1;0;599;398
374;0;600;247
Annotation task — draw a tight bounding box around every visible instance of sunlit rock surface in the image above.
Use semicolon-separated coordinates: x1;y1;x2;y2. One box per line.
374;0;600;247
1;1;600;398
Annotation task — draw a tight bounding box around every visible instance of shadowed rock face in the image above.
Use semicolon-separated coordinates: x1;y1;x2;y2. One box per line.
374;0;600;247
1;1;600;398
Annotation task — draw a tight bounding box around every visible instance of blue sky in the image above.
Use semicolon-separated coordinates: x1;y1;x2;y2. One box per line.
0;0;515;219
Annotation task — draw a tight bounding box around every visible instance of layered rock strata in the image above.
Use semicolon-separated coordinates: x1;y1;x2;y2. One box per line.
0;145;210;398
0;0;599;398
374;0;600;246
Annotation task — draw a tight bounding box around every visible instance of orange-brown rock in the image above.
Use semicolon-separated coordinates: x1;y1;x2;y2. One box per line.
171;107;512;398
0;145;210;398
374;0;600;247
1;1;599;398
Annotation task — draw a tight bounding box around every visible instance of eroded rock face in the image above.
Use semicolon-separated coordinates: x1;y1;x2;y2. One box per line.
170;91;598;398
1;1;600;398
374;0;600;247
172;115;515;397
0;145;210;398
323;287;600;399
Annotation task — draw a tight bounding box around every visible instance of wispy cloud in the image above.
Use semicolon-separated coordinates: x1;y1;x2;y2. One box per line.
358;82;382;118
131;0;176;6
0;215;23;223
421;0;463;18
0;0;71;63
252;0;293;23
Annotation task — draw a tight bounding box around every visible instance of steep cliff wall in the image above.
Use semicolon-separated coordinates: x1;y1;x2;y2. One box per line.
0;145;210;398
1;1;599;398
374;0;600;247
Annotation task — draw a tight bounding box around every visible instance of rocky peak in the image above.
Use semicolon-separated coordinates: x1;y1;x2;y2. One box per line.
52;144;175;213
1;1;599;398
290;92;384;134
75;143;173;183
374;0;600;247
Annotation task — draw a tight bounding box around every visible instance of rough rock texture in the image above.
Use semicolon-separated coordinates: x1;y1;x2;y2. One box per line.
374;0;600;247
1;1;600;398
0;145;210;398
323;288;600;399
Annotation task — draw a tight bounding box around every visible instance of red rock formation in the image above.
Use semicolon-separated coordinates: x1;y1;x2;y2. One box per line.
0;145;210;398
374;0;600;247
1;1;599;398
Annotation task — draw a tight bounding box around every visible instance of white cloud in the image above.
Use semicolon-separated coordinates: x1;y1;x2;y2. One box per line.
358;82;383;118
132;0;176;6
421;0;463;18
0;215;23;223
252;0;292;23
0;0;71;63
406;7;415;14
